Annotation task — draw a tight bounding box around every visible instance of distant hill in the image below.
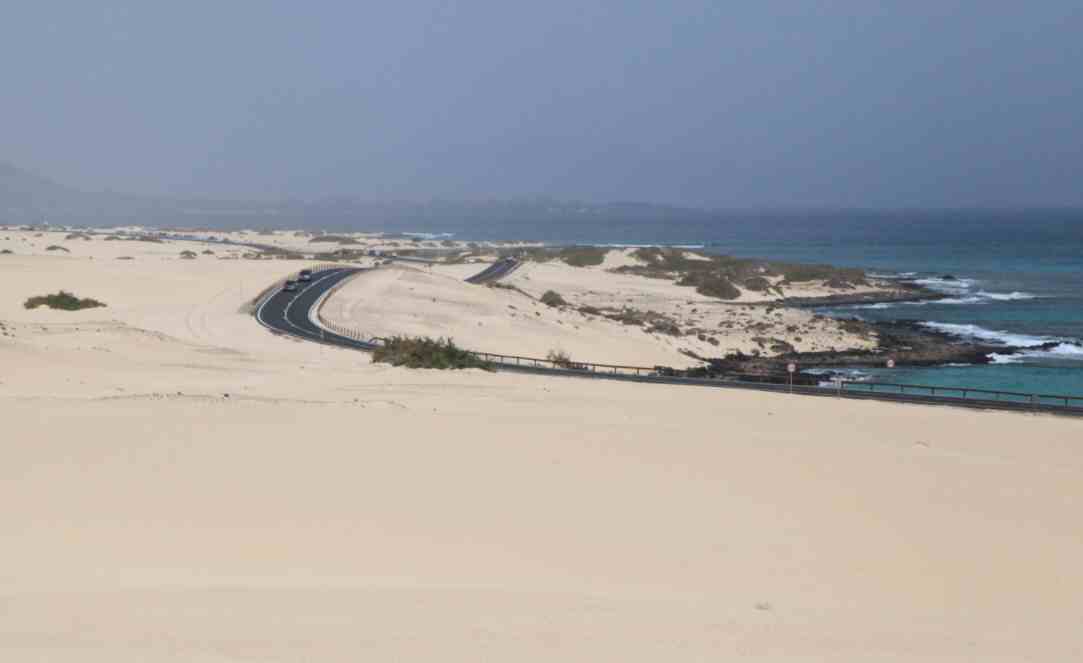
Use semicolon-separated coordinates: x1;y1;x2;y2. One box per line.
0;161;86;213
0;160;710;233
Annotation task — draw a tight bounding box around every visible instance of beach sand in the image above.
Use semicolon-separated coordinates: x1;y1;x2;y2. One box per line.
2;229;1082;660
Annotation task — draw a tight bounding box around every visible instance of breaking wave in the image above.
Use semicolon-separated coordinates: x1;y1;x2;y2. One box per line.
920;322;1083;363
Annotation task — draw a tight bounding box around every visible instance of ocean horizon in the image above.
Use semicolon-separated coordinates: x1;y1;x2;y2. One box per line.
373;208;1083;397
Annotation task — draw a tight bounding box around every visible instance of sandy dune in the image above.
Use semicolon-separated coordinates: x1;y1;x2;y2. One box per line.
437;255;878;358
320;264;712;367
2;230;1083;660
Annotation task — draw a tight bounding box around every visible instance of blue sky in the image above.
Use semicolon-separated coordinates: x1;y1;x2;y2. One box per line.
3;1;1081;207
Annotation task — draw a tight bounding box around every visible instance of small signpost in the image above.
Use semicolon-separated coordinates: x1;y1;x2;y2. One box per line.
886;358;896;369
787;362;796;393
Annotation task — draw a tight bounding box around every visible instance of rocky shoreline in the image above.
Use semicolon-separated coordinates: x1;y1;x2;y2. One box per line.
780;281;945;308
682;320;1071;385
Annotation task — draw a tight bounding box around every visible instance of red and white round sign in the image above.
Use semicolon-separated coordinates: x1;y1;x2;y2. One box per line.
886;358;896;368
787;362;797;374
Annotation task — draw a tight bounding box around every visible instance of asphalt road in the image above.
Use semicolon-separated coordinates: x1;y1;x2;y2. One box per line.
465;258;520;284
256;267;378;350
255;265;1083;417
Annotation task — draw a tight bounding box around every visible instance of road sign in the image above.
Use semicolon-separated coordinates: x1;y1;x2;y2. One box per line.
787;362;796;374
886;358;896;368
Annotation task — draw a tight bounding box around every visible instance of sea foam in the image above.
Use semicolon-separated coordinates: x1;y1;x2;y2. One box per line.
920;322;1083;362
919;321;1058;347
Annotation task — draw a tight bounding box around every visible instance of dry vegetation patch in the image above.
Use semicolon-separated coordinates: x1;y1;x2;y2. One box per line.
24;291;107;311
613;247;867;300
309;235;361;245
540;290;568;307
372;336;491;370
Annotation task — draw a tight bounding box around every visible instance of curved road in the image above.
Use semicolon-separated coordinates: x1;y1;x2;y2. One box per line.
256;267;378;350
256;265;1083;417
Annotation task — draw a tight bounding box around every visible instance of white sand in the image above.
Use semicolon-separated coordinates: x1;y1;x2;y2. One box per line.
497;259;878;356
2;230;1082;660
321;264;701;367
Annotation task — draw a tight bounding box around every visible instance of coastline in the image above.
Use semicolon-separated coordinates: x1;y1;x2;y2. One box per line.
779;283;946;308
691;321;1023;383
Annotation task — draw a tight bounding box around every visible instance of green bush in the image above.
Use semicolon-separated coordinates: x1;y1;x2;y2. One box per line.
24;291;106;311
558;246;607;267
372;336;490;370
180;250;198;259
1;249;12;255
621;247;867;292
776;263;866;285
45;245;70;253
540;290;568;307
676;272;741;300
742;276;773;291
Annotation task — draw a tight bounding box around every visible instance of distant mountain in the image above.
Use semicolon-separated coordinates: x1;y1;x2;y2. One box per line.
0;160;710;234
0;161;85;213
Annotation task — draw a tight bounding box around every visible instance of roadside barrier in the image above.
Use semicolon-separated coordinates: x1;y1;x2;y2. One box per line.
336;337;1083;414
258;268;1083;417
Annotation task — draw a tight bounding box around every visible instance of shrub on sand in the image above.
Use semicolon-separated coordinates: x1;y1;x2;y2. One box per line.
310;235;361;245
24;291;106;311
540;290;567;307
372;336;490;370
557;246;607;267
676;272;741;300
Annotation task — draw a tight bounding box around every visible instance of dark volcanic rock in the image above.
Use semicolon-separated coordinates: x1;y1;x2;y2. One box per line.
782;283;945;308
683;321;1043;383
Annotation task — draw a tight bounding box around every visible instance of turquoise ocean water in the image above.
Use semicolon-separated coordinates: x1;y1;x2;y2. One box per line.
401;210;1083;396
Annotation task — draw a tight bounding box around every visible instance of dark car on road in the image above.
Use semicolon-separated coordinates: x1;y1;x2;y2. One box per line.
299;268;313;282
283;279;299;292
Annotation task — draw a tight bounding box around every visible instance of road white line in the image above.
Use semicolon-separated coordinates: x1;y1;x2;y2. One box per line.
280;269;347;339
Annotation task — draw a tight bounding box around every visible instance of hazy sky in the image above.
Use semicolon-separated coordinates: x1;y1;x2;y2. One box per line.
3;1;1081;207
